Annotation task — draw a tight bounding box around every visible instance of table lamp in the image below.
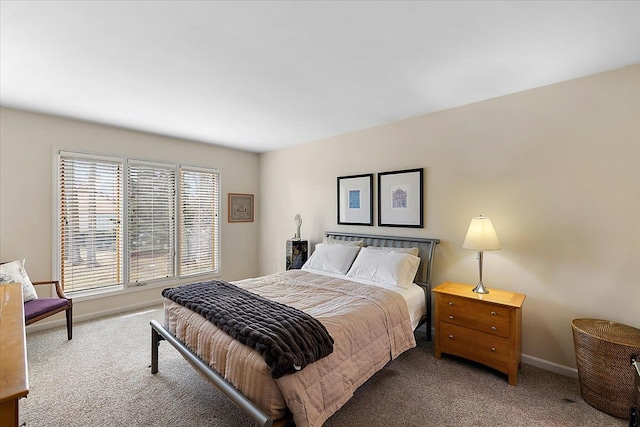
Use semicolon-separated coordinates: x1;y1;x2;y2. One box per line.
463;215;501;294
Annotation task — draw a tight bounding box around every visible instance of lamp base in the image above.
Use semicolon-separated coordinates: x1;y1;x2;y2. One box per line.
472;281;489;294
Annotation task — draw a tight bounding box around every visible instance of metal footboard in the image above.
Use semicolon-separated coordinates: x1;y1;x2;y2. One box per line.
150;320;273;427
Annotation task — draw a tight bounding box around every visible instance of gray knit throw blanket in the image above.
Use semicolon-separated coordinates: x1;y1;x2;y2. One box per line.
162;280;334;378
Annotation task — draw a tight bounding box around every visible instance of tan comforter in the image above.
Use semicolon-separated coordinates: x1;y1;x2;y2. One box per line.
164;269;416;427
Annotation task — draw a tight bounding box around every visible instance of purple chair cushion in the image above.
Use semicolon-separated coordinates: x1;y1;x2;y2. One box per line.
24;298;69;321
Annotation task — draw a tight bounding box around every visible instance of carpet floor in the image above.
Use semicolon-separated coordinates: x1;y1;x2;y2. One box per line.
21;306;627;426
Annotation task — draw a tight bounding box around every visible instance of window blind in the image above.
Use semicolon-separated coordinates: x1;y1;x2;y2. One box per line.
59;155;123;292
179;169;219;276
127;163;176;283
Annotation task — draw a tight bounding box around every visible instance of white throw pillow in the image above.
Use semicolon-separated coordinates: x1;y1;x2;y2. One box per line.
302;243;361;275
322;236;364;247
0;259;38;302
346;247;420;289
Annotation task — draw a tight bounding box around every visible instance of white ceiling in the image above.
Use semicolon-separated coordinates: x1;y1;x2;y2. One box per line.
1;1;639;153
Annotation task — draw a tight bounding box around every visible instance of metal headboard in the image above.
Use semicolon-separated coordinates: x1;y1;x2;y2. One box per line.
324;231;440;287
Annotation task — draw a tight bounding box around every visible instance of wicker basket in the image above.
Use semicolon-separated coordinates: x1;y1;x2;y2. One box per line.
571;319;640;419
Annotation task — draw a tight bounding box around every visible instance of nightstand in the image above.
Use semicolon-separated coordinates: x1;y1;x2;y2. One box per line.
433;282;526;385
286;239;308;270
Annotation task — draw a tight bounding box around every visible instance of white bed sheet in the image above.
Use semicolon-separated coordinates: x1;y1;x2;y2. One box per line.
301;266;426;329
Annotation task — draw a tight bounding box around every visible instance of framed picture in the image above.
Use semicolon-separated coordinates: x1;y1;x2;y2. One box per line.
378;168;423;228
228;193;254;222
337;173;373;226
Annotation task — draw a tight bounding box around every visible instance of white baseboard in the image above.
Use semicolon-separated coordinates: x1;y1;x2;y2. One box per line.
25;298;163;334
522;353;578;379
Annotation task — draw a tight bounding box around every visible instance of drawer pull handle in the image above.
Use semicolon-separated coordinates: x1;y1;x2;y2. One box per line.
491;347;496;352
490;311;497;316
491;326;497;331
448;334;454;339
448;302;454;306
449;315;454;320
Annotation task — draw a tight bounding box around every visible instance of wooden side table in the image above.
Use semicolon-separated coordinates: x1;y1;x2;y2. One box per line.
433;282;526;385
0;283;29;427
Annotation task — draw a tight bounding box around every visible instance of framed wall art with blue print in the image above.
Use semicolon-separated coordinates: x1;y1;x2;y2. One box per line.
337;173;373;226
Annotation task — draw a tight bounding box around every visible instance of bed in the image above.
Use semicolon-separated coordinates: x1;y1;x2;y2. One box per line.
150;231;439;427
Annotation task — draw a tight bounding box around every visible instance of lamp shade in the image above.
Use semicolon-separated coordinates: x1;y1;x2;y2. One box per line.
463;215;501;251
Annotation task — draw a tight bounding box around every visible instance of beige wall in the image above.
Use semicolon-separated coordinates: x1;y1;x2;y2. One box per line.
0;108;260;323
259;65;640;371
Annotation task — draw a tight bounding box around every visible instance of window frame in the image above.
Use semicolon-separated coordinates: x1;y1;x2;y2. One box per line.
55;150;222;299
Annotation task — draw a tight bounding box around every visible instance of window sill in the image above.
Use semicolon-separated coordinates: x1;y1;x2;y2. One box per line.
67;272;221;303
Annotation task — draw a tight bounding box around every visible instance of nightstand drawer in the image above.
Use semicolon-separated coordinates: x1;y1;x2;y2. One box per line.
437;294;511;322
438;322;510;371
440;307;510;338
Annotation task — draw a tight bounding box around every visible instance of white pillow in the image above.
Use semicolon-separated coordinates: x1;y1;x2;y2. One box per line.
365;246;419;257
302;243;361;275
0;259;38;302
346;247;420;289
322;236;364;247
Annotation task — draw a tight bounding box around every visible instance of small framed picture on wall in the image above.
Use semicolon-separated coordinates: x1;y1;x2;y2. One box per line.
228;193;254;222
378;168;423;228
337;173;373;226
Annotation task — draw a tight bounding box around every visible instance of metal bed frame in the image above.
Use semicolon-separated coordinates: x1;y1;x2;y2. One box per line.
150;231;439;427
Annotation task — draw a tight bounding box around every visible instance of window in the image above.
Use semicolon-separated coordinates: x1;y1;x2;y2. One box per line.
128;162;176;283
179;168;220;276
59;154;123;293
58;151;220;295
